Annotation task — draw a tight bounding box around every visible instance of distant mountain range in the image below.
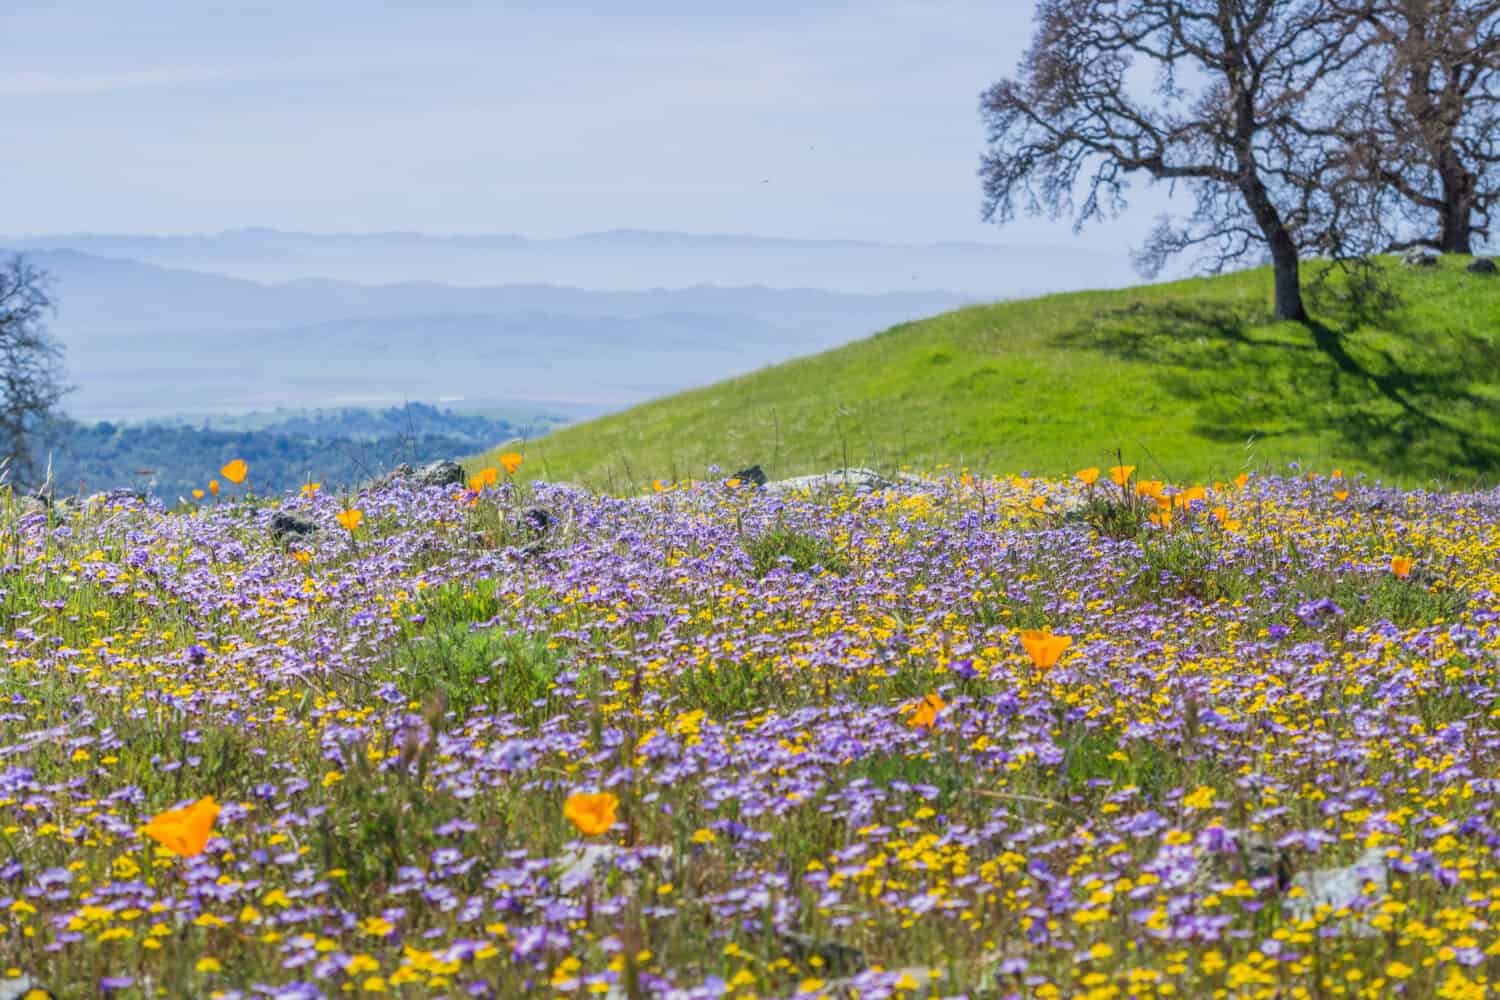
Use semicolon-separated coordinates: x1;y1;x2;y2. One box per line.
0;228;1143;423
2;227;1138;295
9;249;972;420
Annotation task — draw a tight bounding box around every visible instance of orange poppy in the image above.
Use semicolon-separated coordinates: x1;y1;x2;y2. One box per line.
220;460;248;485
1210;505;1241;531
208;480;220;496
336;509;364;532
499;453;523;476
1076;467;1100;485
1234;472;1250;489
192;489;205;500
143;796;220;857
1333;489;1349;502
904;693;946;731
1135;480;1165;499
564;792;619;836
1391;556;1413;579
1109;465;1135;487
1172;485;1206;509
1020;630;1073;670
652;479;667;493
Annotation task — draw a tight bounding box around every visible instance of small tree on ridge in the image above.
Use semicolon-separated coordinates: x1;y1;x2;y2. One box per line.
0;255;70;486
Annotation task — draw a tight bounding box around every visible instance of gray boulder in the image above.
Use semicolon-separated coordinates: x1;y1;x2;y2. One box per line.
1285;846;1389;935
367;463;413;491
369;460;468;491
1402;247;1440;267
416;459;467;487
0;975;52;1000
269;511;319;542
764;468;894;496
730;464;768;487
1468;257;1497;275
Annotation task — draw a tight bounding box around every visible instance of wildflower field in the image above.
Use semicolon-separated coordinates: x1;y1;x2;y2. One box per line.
3;465;1500;999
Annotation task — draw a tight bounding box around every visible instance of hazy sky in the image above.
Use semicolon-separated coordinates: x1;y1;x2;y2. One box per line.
0;0;1171;246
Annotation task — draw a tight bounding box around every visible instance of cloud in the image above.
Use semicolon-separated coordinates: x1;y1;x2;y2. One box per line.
0;66;230;97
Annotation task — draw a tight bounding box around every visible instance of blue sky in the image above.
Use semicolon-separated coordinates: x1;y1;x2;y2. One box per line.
0;0;1169;246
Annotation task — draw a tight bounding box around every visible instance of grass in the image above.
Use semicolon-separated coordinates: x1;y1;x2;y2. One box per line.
478;258;1500;490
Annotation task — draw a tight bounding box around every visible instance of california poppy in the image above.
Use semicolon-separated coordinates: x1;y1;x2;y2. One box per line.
1391;556;1413;579
1234;472;1250;489
1211;505;1242;531
1172;485;1206;509
143;796;220;857
192;489;205;500
563;792;619;836
301;482;321;497
208;480;220;496
652;479;667;493
336;509;364;532
904;693;946;731
1333;489;1349;502
1076;468;1100;485
1109;465;1135;487
477;467;499;488
220;460;248;485
499;453;523;476
1020;629;1073;670
1135;480;1165;499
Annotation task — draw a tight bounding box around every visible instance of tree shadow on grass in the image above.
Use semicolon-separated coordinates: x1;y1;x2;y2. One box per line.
1052;295;1500;485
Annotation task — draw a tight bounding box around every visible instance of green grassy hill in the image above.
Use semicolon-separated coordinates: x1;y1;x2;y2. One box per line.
479;258;1500;489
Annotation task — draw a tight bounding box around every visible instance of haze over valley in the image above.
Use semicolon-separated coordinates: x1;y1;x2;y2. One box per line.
5;230;1139;421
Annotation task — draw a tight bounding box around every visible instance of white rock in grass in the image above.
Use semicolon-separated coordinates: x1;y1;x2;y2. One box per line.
1286;846;1389;935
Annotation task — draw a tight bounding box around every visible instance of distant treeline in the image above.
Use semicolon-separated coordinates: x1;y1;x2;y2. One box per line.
38;403;563;500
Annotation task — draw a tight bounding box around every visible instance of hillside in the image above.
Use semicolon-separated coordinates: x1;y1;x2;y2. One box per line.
481;259;1500;489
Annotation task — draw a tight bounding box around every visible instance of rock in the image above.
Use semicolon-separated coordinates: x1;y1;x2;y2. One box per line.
1285;846;1388;935
269;511;319;542
1468;257;1497;275
522;508;552;534
557;843;619;894
368;460;467;491
11;494;48;519
763;468;894;496
731;464;768;487
415;460;467;488
555;844;673;895
776;930;865;975
819;968;941;998
0;975;52;1000
367;463;413;491
1402;247;1439;267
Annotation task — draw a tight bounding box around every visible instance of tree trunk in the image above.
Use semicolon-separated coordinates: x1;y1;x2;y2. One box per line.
1437;151;1476;254
1243;177;1307;321
1270;243;1306;324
